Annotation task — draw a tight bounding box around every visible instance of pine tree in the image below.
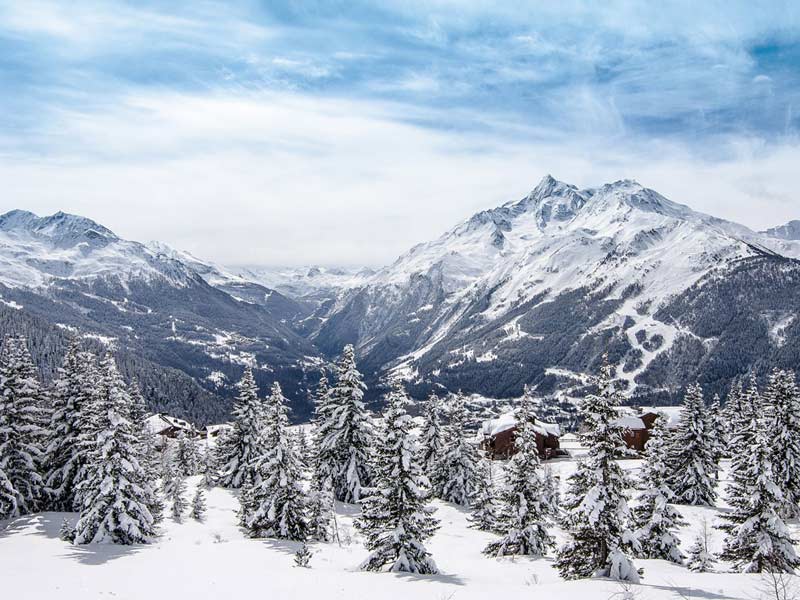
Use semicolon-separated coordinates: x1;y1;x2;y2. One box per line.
173;430;199;477
246;382;308;540
764;369;800;518
633;414;685;564
555;358;639;582
484;390;554;557
356;381;439;573
437;392;481;506
128;381;159;482
200;445;217;489
294;542;313;568
722;376;762;522
190;487;207;522
306;475;334;542
418;393;446;498
0;336;48;518
237;472;256;528
315;346;374;503
686;520;715;573
215;367;264;489
541;466;561;521
163;458;188;523
719;421;800;573
723;380;747;457
708;394;725;479
667;383;717;506
59;517;76;543
73;354;158;545
295;428;311;470
468;459;500;532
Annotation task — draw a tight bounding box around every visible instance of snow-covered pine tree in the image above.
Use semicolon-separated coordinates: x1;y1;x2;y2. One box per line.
418;392;446;498
306;474;334;542
632;414;685;564
127;381;148;433
763;369;800;518
719;423;800;573
541;466;561;521
294;542;313;568
173;430;199;477
295;428;310;470
484;390;554;558
0;335;48;518
686;520;715;573
708;394;725;479
437;391;481;506
315;345;374;503
723;380;746;457
555;357;639;582
190;487;207;522
73;353;158;545
59;517;76;543
310;372;331;485
468;458;500;532
237;472;256;528
356;380;439;573
200;445;217;488
721;376;762;522
215;366;264;489
667;383;717;506
44;340;93;511
127;381;159;481
163;458;188;523
246;382;308;540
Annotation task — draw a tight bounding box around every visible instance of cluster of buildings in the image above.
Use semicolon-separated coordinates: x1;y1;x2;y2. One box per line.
479;406;679;460
144;404;680;461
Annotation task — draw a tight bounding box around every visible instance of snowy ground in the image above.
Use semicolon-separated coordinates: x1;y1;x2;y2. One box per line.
0;459;793;600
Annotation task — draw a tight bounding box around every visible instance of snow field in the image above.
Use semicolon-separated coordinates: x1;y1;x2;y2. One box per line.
1;460;790;600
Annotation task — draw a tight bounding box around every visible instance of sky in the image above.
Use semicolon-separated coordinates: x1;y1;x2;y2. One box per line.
0;1;799;267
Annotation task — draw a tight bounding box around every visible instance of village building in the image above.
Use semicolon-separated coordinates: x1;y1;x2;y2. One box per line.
479;411;563;460
144;413;205;440
612;408;677;453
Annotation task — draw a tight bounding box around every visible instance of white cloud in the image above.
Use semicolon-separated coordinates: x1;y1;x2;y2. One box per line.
0;88;798;267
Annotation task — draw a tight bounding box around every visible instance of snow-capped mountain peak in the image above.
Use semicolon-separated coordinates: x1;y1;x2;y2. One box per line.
0;209;118;249
314;175;800;403
763;220;800;241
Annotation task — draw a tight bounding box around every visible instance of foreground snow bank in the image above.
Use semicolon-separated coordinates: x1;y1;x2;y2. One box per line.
0;472;784;600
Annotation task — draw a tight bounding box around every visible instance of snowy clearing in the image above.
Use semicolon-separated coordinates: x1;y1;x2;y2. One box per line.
0;464;782;600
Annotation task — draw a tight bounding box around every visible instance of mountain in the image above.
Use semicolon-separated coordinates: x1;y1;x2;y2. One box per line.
0;210;325;422
313;175;800;404
232;265;376;299
763;220;800;241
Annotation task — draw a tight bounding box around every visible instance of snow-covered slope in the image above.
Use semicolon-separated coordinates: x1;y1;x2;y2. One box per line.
0;466;781;600
315;176;800;403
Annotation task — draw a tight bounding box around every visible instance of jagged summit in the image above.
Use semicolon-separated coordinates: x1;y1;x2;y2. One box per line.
0;209;117;248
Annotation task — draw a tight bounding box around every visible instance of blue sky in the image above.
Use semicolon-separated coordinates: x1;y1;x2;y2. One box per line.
0;1;799;265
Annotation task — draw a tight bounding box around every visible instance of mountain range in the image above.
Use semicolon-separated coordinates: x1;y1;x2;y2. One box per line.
1;175;798;419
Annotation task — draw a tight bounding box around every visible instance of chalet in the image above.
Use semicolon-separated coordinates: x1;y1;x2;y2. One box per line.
479;411;562;460
613;409;677;453
613;415;649;452
144;413;204;440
